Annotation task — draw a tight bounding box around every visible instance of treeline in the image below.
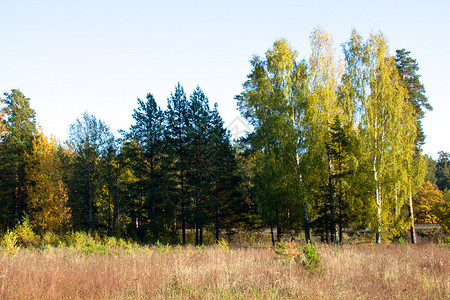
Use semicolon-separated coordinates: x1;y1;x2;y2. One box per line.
1;27;449;245
235;27;447;244
0;85;258;245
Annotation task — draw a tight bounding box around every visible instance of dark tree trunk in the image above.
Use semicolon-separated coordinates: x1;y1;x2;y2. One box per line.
113;183;118;232
409;180;416;244
88;166;93;233
195;226;199;246
270;221;275;247
107;191;111;236
181;167;186;246
152;200;157;243
139;192;144;245
275;209;281;242
215;203;219;243
303;203;311;243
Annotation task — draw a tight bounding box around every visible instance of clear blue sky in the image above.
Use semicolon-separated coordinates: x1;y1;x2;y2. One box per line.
1;0;449;157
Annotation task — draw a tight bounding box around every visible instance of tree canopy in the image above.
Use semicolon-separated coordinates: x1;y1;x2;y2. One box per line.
0;28;441;245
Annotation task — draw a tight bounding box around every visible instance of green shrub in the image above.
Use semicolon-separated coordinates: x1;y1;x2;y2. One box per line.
301;242;321;270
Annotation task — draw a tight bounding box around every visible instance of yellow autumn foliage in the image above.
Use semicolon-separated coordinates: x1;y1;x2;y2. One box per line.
25;131;71;232
414;181;444;224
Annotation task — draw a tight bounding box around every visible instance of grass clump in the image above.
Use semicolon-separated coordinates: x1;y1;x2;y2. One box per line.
218;238;231;253
155;240;171;254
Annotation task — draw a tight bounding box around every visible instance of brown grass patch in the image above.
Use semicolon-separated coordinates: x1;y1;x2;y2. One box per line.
0;243;448;299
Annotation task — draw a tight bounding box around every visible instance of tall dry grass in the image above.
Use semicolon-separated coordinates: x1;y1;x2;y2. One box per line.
0;243;448;299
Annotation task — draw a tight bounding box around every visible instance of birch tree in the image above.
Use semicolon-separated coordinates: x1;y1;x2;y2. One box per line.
304;27;343;242
395;49;431;243
356;32;415;243
68;112;114;232
236;39;310;241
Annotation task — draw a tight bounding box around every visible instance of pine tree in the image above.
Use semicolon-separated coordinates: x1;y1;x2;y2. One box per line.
395;49;432;152
125;93;165;243
208;105;245;242
165;84;191;245
185;87;214;245
0;89;37;229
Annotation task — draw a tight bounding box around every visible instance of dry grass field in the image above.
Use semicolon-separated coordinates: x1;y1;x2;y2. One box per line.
0;242;448;299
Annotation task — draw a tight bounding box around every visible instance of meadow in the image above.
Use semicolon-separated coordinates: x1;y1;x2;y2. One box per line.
0;234;448;300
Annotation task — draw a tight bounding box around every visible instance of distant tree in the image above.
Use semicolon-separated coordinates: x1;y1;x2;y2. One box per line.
435;151;450;191
435;190;450;232
425;155;437;185
0;89;37;229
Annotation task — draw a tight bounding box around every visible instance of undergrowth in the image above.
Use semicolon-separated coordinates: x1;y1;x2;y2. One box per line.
274;238;321;272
